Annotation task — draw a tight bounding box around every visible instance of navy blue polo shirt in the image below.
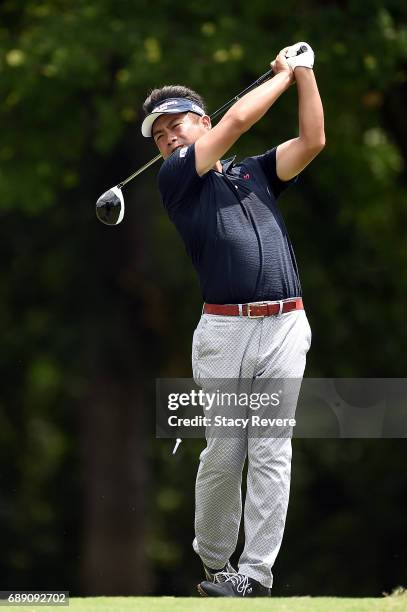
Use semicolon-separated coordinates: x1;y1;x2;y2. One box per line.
158;143;301;304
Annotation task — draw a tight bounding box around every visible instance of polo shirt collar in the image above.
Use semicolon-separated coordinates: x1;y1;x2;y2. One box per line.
221;155;236;174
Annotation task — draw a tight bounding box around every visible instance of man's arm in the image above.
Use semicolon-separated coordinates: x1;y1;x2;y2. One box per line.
276;67;325;181
195;55;294;177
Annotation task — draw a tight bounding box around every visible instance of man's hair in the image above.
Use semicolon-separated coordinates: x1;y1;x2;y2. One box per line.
142;85;207;116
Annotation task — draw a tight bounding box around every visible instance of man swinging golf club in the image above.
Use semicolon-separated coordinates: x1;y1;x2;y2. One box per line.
142;42;325;597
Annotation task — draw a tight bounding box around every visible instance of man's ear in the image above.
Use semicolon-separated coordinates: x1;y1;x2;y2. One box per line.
201;114;211;130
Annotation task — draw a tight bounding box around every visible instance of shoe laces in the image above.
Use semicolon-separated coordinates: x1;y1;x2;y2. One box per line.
207;561;236;584
224;573;253;595
211;569;235;584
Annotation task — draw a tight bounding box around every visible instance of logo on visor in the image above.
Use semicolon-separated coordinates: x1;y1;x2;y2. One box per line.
153;100;178;113
179;147;187;158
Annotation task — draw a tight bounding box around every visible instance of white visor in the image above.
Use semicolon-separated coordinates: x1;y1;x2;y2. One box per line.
141;98;205;137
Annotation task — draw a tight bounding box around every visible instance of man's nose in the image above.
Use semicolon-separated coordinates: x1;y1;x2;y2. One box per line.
168;135;177;145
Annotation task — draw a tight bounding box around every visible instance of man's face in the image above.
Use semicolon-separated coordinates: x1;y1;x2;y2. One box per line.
152;112;210;159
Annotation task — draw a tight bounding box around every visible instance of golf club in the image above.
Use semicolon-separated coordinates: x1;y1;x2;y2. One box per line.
96;44;309;226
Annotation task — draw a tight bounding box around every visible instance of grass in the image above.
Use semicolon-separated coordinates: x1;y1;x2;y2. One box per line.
4;589;406;612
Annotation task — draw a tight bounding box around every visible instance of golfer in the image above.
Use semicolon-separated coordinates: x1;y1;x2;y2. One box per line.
142;43;325;597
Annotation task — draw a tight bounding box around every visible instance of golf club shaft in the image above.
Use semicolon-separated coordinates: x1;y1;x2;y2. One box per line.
119;68;274;189
118;153;162;189
210;68;273;121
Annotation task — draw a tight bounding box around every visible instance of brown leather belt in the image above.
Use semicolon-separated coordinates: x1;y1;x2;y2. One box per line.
203;298;303;318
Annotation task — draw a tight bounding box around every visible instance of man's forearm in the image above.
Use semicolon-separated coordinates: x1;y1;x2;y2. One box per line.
222;71;293;132
295;68;325;147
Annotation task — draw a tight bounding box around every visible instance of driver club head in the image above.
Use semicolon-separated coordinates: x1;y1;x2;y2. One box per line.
96;186;124;226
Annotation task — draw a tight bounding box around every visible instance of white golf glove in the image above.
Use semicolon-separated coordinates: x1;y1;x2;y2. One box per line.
285;41;314;70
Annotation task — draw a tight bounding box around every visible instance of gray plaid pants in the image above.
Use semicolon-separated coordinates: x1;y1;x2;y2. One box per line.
191;302;311;589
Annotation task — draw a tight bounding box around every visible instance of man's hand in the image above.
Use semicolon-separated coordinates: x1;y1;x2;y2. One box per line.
285;42;314;71
271;48;295;85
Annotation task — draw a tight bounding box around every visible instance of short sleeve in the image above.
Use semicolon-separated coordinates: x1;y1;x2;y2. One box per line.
253;146;298;199
157;143;203;215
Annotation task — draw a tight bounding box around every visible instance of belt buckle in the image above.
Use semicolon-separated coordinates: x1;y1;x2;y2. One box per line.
247;303;265;318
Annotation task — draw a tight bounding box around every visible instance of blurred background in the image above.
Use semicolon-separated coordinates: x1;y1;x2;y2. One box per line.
0;0;406;598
